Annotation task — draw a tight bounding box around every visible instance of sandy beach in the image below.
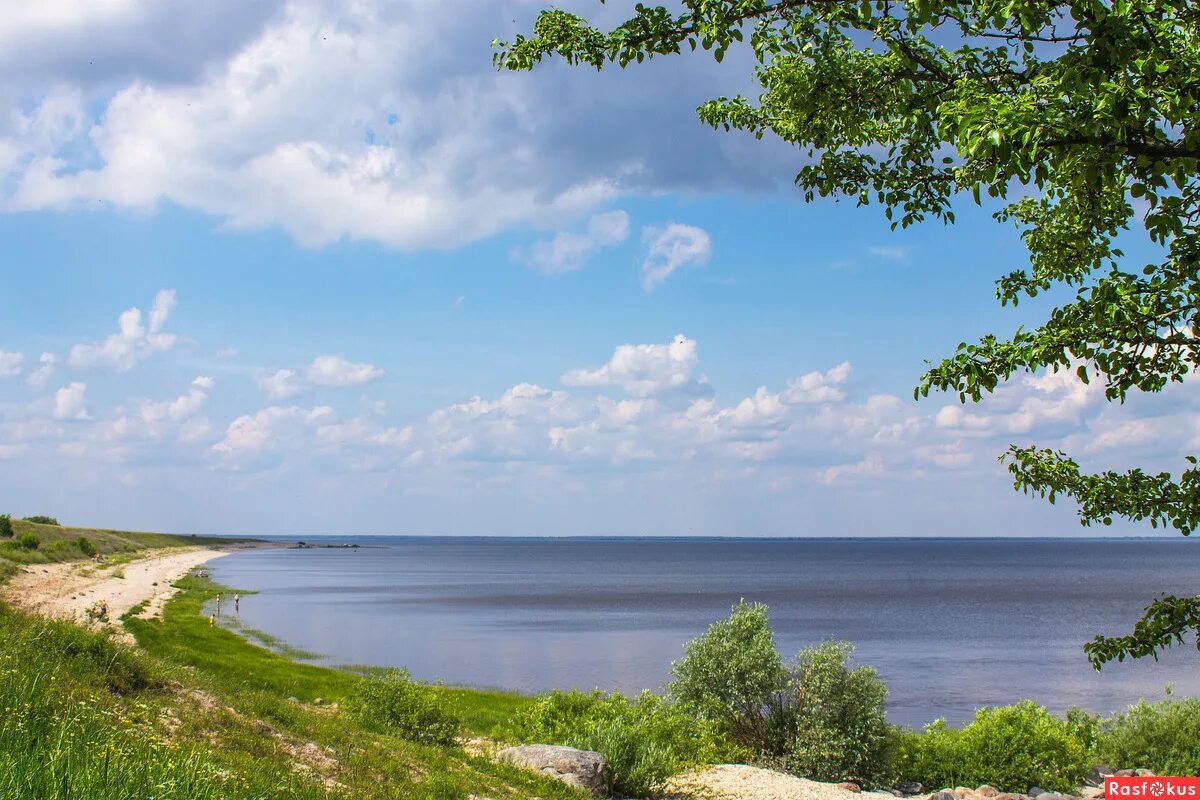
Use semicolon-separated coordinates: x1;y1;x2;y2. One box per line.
1;546;233;642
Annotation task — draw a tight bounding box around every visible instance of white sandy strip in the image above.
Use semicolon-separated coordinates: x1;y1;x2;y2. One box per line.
1;547;229;641
667;765;902;800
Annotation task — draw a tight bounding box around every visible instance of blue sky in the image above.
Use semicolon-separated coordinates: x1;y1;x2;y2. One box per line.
0;2;1185;536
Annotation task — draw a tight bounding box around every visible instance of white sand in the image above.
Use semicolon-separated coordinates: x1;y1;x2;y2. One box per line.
1;547;230;642
667;765;902;800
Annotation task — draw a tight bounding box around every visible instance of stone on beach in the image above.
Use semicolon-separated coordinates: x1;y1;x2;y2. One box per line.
496;744;608;796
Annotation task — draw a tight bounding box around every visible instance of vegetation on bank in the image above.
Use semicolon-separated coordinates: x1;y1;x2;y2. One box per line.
0;517;251;583
1;532;1197;799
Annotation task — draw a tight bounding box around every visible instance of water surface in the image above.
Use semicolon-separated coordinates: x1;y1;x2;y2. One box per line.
210;537;1200;727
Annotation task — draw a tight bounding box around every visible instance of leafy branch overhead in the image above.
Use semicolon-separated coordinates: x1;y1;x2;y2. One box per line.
495;1;1200;667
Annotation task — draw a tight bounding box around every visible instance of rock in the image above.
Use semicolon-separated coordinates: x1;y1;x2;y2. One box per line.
1029;788;1047;797
978;787;1000;798
896;782;925;795
1134;771;1156;778
955;788;975;799
1080;787;1104;799
313;698;324;706
1037;794;1077;800
930;791;957;800
1086;766;1115;787
1115;771;1135;778
995;794;1024;800
497;745;608;796
838;782;862;793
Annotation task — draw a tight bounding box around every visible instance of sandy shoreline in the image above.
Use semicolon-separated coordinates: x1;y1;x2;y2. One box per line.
1;545;244;642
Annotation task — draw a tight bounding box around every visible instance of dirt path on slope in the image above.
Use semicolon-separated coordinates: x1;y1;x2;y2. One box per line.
1;547;230;642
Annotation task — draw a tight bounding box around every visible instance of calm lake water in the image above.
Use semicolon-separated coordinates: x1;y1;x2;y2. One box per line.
209;537;1200;727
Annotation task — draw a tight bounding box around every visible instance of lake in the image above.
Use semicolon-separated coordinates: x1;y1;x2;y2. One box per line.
209;536;1200;727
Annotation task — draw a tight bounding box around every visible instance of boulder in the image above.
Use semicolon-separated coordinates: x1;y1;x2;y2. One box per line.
1029;788;1047;797
978;786;1000;797
930;791;957;800
497;744;608;796
1115;771;1135;778
1134;771;1157;778
1080;788;1105;799
1036;793;1077;800
1086;766;1115;787
896;782;925;795
995;794;1024;800
838;782;862;793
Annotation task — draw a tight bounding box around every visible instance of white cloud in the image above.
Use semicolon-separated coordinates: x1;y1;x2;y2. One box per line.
53;382;89;420
0;3;791;251
213;405;335;455
867;245;910;263
781;362;851;404
640;223;711;290
25;352;56;388
562;335;706;397
258;356;383;398
819;455;885;485
67;289;177;371
306;355;383;387
0;351;22;378
516;210;630;274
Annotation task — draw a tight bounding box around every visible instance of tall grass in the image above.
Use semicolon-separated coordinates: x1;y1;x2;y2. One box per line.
0;605;322;800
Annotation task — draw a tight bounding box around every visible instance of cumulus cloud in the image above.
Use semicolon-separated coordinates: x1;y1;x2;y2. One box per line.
562;335;707;397
258;356;383;398
25;352;56;388
53;382;89;420
819;455;885;485
67;289;177;371
0;2;791;250
515;210;630;274
0;351;22;378
640;223;711;290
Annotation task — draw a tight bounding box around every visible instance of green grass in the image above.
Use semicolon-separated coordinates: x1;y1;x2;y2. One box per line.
0;577;587;800
0;519;255;585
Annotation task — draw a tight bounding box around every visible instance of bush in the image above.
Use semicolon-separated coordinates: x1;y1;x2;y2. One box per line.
668;600;788;748
346;669;461;745
77;536;97;557
16;532;38;550
894;702;1090;794
23;515;59;525
1095;697;1200;775
511;689;739;798
786;642;895;786
0;514;12;537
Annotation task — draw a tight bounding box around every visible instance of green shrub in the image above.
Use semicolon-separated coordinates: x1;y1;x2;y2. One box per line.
0;514;12;538
23;515;59;525
512;689;739;798
1095;697;1200;775
668;600;788;748
16;532;38;550
77;536;97;557
786;642;895;786
894;702;1090;793
346;669;461;745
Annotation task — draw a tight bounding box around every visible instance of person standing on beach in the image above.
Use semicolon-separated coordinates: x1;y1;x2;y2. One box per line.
215;593;221;617
234;593;240;614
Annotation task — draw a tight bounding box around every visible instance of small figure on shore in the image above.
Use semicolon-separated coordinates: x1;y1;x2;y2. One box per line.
215;593;221;617
234;593;240;614
209;614;215;626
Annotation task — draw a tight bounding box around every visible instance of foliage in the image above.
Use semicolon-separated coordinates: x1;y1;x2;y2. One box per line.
76;536;97;557
22;516;59;525
1095;696;1200;776
511;689;738;797
495;0;1200;664
15;533;38;551
668;599;788;746
0;516;11;538
786;641;895;786
894;702;1091;793
346;669;463;746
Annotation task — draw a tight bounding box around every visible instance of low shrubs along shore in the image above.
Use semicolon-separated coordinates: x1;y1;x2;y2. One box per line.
2;564;1197;800
504;601;1200;797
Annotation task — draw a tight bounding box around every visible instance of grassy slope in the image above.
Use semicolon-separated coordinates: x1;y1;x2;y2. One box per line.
0;565;582;800
0;519;249;583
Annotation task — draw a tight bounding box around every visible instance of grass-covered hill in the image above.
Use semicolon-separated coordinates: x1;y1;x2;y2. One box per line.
0;517;250;582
